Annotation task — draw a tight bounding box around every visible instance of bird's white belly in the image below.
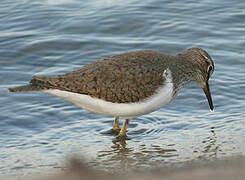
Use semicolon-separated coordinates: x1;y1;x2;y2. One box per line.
43;81;173;119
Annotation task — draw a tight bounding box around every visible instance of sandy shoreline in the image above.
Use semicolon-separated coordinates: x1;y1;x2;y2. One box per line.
3;156;243;180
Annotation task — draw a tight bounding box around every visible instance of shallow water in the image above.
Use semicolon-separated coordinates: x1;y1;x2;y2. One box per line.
1;0;245;177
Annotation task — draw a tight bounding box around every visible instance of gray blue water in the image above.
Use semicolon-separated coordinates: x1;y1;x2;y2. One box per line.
1;0;245;177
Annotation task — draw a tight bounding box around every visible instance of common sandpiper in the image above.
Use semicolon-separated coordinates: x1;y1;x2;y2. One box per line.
9;48;214;138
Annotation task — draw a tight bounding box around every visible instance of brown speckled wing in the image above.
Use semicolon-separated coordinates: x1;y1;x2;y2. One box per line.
31;50;168;103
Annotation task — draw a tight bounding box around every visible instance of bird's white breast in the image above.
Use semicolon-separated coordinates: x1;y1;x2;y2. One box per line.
43;69;174;119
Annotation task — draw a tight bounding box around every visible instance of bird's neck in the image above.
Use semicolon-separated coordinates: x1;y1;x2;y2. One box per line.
169;55;197;94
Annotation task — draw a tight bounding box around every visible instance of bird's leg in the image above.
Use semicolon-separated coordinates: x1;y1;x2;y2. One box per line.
118;119;130;137
113;116;120;132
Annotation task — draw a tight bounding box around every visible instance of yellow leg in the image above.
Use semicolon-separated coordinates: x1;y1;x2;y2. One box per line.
113;116;120;132
119;119;130;137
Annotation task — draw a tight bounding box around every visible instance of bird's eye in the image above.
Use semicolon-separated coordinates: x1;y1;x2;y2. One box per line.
207;65;213;73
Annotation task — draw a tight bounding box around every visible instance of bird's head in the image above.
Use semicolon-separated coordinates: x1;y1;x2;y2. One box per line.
179;48;215;111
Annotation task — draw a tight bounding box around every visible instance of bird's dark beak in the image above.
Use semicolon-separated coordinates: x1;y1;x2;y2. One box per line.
201;81;214;111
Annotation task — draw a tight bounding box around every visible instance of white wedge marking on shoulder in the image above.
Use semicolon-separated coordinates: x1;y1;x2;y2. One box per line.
43;68;174;118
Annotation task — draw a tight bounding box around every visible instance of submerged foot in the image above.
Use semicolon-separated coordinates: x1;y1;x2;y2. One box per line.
115;134;131;141
101;128;121;136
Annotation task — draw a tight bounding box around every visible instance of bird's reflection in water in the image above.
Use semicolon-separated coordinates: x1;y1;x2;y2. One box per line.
192;126;221;160
202;127;220;158
94;137;178;173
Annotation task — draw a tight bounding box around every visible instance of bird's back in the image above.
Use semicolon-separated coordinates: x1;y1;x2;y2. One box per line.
10;50;174;103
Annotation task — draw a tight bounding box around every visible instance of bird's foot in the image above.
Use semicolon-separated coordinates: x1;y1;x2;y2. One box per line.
113;127;121;133
101;128;121;135
115;134;130;141
116;129;131;140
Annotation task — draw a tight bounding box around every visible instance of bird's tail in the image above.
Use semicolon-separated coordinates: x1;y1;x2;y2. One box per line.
9;76;57;92
8;84;42;92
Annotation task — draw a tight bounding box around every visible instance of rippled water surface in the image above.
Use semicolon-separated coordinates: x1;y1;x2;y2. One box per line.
1;0;245;177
